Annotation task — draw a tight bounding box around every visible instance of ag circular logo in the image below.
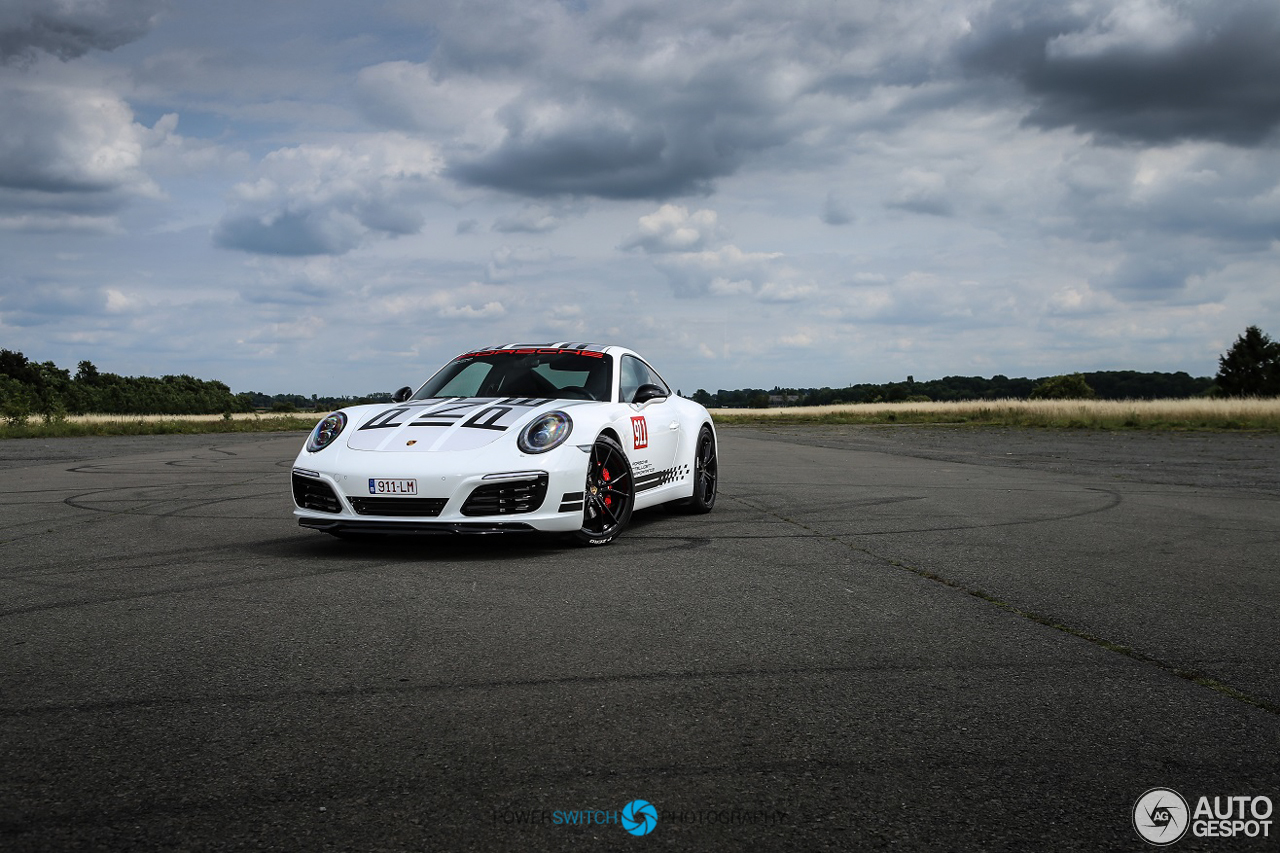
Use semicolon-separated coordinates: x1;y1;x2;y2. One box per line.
621;799;658;837
1134;788;1190;846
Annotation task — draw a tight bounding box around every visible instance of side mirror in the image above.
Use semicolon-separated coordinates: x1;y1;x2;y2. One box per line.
392;386;413;403
632;384;669;405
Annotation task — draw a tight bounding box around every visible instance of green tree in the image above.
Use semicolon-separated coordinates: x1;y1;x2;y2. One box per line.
1215;326;1280;397
1030;373;1096;400
0;375;34;426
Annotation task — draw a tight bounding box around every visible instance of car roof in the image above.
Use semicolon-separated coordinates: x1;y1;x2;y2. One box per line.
467;343;639;359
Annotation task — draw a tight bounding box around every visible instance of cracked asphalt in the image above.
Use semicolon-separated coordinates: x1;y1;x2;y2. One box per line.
1;426;1277;851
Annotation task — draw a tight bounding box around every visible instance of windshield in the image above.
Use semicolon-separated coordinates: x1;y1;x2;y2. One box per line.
412;349;614;402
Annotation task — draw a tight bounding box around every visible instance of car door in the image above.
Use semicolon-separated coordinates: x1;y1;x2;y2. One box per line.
618;355;682;493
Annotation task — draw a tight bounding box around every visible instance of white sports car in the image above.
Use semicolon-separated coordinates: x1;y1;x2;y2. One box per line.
291;343;718;545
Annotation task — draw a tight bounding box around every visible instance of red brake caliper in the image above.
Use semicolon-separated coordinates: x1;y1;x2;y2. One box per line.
602;466;612;506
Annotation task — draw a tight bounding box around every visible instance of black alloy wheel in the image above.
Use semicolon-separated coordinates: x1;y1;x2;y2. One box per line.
680;425;717;513
572;434;635;546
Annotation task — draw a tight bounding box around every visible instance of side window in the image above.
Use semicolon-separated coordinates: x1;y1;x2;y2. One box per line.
620;356;670;403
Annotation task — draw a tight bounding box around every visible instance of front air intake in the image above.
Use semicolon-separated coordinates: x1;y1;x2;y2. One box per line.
292;473;342;514
461;475;549;516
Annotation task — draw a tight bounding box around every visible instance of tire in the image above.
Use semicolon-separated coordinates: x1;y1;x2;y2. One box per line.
570;434;635;546
677;425;717;514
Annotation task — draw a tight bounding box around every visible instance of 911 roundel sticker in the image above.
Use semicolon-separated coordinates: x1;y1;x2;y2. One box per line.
631;415;648;450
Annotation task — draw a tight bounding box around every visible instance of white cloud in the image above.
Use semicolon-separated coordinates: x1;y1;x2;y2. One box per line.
492;203;566;234
621;204;724;254
886;169;953;217
214;135;442;256
356;61;518;145
439;301;506;319
624;205;802;299
0;83;149;192
1047;0;1197;59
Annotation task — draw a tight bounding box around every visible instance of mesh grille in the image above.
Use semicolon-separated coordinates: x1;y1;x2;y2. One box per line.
292;473;342;514
461;476;549;516
347;497;449;517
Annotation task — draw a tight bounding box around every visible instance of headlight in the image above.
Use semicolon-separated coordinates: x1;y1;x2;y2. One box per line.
518;411;573;453
307;412;348;452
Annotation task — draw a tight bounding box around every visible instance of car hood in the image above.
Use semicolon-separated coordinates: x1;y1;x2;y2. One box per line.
344;397;594;453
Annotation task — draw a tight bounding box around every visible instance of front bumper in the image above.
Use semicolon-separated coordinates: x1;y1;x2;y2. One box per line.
291;444;588;535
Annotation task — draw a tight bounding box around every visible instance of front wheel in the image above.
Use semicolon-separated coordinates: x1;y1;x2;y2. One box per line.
570;434;635;546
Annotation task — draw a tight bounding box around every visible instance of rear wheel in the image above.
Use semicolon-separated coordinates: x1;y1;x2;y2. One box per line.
571;434;634;546
678;425;717;513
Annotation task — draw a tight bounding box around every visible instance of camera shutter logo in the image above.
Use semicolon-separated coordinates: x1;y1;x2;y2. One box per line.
1134;788;1190;846
621;799;658;836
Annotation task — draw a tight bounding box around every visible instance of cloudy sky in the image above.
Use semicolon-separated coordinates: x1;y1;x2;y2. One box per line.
2;0;1279;395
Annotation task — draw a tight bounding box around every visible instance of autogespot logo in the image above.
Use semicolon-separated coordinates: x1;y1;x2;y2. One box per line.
1134;788;1190;846
622;799;659;837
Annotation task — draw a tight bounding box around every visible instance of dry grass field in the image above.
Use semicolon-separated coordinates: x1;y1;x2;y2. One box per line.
0;412;325;439
710;397;1280;431
63;412;326;424
3;398;1279;438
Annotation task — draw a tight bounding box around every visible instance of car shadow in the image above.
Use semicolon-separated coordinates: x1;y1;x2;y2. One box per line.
262;505;679;563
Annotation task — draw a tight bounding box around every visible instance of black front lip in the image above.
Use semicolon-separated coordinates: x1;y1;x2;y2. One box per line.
299;518;537;535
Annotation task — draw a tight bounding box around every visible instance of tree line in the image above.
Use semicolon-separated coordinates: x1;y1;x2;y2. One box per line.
0;351;250;421
690;326;1280;408
689;370;1216;409
3;326;1276;419
0;350;393;423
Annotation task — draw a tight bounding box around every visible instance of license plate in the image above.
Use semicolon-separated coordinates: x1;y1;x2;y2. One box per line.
368;478;417;495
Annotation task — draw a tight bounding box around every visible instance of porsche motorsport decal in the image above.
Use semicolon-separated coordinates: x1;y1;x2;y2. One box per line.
357;398;554;432
634;464;691;493
348;397;561;453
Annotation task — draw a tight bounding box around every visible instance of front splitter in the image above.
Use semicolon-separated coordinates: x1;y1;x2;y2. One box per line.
299;518;538;536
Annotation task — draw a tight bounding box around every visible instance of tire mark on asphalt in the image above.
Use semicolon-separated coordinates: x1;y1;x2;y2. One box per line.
0;659;1123;718
0;532;577;612
0;559;374;618
722;486;1122;536
725;492;1280;717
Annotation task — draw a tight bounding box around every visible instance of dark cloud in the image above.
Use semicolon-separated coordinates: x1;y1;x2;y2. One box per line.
212;139;437;256
962;1;1280;146
1098;251;1214;299
821;193;855;226
447;111;733;200
1054;144;1280;248
0;280;110;326
214;210;361;257
0;0;163;66
423;2;838;200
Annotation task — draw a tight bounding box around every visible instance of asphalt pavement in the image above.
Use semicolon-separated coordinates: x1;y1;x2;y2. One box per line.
1;426;1277;852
